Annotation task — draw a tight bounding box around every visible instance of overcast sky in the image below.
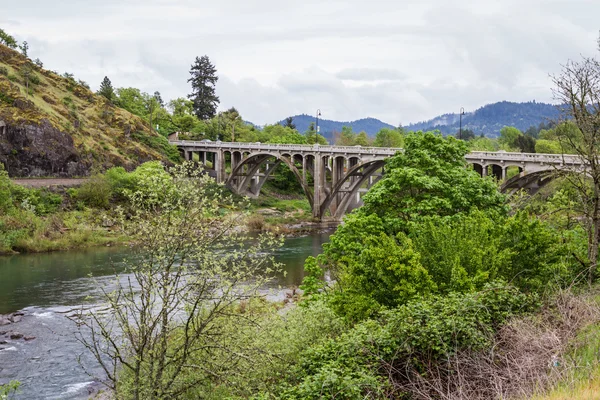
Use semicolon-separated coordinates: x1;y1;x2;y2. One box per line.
2;0;599;125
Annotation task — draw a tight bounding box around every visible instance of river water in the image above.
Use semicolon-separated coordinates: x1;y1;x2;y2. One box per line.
0;231;332;399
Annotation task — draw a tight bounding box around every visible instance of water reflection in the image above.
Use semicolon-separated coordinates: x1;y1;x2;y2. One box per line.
0;231;332;314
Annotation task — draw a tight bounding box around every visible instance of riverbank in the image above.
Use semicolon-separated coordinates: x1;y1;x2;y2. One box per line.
2;164;329;255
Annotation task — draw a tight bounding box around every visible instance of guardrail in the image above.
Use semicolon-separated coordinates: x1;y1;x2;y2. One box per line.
169;140;402;155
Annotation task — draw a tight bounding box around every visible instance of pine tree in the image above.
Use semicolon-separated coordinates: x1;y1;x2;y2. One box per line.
98;76;115;102
284;116;296;130
19;41;28;58
187;55;219;120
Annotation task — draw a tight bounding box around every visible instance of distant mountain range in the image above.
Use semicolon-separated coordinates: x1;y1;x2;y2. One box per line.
404;101;560;137
278;101;560;141
278;115;395;141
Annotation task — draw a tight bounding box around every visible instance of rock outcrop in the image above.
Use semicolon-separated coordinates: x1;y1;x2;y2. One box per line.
0;118;90;177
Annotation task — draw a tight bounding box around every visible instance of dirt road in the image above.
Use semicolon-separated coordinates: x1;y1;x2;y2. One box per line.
11;178;88;188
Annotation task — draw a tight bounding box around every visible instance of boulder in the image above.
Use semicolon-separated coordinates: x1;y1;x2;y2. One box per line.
0;316;10;326
9;333;23;340
24;336;35;341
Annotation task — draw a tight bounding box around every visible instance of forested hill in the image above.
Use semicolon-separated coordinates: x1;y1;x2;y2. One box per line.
279;115;395;141
280;101;560;140
405;101;560;137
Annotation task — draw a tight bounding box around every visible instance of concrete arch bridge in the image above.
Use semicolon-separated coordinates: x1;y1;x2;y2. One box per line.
170;140;584;220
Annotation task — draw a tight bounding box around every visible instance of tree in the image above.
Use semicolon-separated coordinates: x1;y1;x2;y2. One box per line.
336;126;357;146
73;163;282;399
305;122;328;145
355;131;370;146
33;58;43;68
373;128;403;147
98;76;115;102
188;55;219;120
361;131;506;234
552;38;600;283
498;126;522;150
153;91;164;108
0;28;17;49
284;116;296;130
19;40;28;58
220;107;243;141
21;63;33;94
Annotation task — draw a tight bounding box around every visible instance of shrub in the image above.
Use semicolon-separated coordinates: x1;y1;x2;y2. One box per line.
75;174;112;209
29;73;40;85
278;284;538;399
246;214;265;231
0;66;7;76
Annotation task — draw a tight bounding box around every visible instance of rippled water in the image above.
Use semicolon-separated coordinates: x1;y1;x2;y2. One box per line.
0;231;332;399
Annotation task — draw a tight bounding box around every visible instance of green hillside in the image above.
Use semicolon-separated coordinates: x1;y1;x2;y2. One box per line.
0;43;177;177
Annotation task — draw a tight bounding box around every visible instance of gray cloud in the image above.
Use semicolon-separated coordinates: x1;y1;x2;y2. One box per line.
2;0;599;125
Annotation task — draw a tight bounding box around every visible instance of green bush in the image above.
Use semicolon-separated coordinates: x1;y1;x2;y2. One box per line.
29;73;40;85
75;174;112;209
0;66;7;76
277;284;537;399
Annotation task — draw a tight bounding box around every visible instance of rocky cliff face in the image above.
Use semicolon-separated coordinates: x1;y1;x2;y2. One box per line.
0;119;90;177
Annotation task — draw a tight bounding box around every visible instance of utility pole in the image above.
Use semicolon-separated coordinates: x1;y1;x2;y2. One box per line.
316;109;321;138
459;107;465;140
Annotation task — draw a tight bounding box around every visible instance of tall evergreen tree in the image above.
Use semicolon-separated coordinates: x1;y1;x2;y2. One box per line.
188;55;219;120
98;76;115;102
284;116;296;129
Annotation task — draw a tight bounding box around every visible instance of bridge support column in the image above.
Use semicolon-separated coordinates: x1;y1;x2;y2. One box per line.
215;150;226;183
312;154;324;219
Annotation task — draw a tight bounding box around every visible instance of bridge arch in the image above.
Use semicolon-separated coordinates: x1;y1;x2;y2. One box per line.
226;152;313;205
319;159;386;219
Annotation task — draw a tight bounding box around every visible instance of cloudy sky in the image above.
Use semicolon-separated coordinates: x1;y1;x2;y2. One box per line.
2;0;599;125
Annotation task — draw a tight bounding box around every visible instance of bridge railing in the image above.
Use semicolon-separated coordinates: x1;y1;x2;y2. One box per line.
169;140;403;156
466;151;583;165
170;140;584;165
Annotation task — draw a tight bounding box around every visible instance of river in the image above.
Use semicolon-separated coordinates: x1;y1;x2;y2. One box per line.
0;231;332;399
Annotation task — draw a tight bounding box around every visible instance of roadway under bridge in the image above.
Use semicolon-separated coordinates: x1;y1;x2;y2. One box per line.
170;140;584;221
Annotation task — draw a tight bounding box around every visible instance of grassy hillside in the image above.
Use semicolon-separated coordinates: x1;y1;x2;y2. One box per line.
0;43;177;176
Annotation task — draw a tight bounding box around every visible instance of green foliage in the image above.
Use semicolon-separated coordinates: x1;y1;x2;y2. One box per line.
0;28;18;49
536;139;563;154
410;211;572;293
131;132;181;163
361;131;506;234
0;66;7;76
299;256;326;299
330;232;435;321
468;136;500;151
0;380;20;399
188;55;219;120
73;174;112;209
279;284;537;399
373;127;403;147
98;76;115;102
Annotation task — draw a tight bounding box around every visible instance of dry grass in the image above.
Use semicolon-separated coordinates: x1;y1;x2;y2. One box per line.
384;289;600;400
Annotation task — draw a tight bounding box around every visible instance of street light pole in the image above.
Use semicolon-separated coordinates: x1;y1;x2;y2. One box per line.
316;109;321;137
459;107;465;140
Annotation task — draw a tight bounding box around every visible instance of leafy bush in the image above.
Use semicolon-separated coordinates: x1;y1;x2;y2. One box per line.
74;174;112;209
277;284;538;399
0;66;7;76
